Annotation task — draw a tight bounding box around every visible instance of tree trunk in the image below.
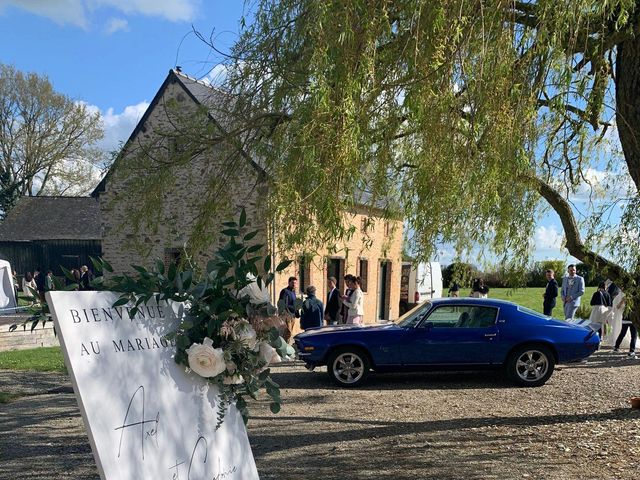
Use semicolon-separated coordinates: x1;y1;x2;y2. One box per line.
616;33;640;193
615;32;640;329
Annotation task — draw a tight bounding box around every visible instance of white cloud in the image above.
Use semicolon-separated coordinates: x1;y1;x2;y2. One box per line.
0;0;197;27
96;0;197;22
0;0;88;27
534;225;564;251
201;63;230;87
98;101;150;152
104;17;128;34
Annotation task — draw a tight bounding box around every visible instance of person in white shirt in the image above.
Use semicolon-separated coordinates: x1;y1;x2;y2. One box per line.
342;276;364;324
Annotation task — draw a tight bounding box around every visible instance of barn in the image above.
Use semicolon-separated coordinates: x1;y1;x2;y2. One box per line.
0;196;102;277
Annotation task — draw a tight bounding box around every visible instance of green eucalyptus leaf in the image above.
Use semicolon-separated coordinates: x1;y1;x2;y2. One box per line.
268;327;280;343
276;259;293;272
60;265;75;281
89;256;102;274
263;256;271;273
243;230;258;241
101;258;114;272
155;259;165;274
269;402;281;414
221;229;239;236
239;208;247;227
206;260;217;274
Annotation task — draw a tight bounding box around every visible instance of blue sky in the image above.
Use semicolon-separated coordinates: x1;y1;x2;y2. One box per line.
0;0;585;265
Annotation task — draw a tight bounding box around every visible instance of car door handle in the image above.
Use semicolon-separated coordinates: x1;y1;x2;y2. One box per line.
484;333;497;338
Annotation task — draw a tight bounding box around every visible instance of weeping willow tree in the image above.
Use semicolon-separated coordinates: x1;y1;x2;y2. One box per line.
186;0;638;317
112;1;640;318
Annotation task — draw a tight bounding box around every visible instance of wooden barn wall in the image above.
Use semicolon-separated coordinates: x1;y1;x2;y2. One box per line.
0;240;102;277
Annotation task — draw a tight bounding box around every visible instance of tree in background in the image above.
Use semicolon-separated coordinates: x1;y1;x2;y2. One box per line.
0;64;104;218
205;0;640;321
442;262;481;288
527;260;567;287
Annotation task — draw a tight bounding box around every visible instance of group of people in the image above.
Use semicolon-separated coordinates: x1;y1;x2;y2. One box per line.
278;274;365;330
447;279;489;298
17;266;95;304
543;265;636;357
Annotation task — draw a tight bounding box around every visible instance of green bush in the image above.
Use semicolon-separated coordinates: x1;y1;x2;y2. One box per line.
575;304;592;320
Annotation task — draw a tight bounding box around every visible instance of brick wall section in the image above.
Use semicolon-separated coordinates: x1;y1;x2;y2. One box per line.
273;209;403;335
99;80;267;273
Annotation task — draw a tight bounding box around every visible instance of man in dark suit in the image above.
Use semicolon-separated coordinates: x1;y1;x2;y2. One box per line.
325;276;340;325
543;269;559;316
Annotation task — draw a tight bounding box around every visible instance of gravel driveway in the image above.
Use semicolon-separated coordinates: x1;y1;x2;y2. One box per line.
1;348;639;479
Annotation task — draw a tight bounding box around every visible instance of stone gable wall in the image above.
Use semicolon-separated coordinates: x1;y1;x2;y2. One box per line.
99;80;267;273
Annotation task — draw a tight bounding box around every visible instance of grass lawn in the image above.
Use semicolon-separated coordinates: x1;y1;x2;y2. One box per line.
454;286;597;315
0;347;66;373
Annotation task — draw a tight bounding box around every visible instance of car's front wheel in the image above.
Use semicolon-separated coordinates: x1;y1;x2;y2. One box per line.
506;345;555;387
327;347;370;387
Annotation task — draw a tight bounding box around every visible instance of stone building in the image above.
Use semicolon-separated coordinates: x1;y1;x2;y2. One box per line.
93;69;402;323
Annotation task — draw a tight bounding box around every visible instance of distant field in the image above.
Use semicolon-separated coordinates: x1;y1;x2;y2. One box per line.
452;287;598;315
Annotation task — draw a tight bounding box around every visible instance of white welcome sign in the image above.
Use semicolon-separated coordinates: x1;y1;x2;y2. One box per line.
47;291;259;480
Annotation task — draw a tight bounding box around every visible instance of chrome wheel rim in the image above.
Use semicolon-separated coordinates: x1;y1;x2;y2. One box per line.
333;353;365;384
515;350;549;382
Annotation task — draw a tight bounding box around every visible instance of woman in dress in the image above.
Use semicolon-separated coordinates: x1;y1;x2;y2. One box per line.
611;286;628;350
588;282;612;342
342;276;364;325
21;271;37;304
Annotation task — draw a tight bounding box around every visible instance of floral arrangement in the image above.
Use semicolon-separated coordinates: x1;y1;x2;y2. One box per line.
103;209;295;427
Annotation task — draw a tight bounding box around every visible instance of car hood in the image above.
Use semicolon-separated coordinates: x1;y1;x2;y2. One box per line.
295;322;400;339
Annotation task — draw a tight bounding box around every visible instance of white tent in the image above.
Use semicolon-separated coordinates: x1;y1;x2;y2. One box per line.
0;259;17;314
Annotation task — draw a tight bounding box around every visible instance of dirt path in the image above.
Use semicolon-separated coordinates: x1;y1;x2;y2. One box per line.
1;349;640;479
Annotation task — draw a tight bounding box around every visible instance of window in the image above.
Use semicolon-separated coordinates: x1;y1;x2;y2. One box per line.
164;248;182;268
360;216;373;233
327;257;345;293
424;305;498;328
358;258;369;292
384;221;392;237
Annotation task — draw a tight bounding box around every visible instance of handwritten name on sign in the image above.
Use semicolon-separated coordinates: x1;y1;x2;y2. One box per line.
47;291;259;480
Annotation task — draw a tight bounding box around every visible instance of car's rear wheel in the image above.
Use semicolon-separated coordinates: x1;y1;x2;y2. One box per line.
506;345;555;387
327;347;370;387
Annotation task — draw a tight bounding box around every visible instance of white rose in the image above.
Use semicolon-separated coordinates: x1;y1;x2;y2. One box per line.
235;321;258;349
186;337;226;378
258;342;282;366
223;374;244;385
238;279;270;305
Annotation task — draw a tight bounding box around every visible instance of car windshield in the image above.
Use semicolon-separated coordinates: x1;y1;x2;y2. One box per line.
395;301;432;328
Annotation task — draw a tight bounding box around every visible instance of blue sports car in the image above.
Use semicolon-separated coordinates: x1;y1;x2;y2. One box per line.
295;298;600;387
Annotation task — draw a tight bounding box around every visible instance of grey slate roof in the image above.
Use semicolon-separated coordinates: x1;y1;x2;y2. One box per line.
0;196;101;241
